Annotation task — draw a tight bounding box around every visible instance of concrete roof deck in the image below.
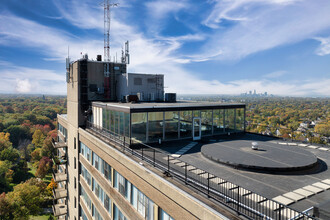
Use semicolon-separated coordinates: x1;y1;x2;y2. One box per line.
147;134;330;212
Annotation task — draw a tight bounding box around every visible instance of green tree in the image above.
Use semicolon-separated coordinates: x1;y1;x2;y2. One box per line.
0;132;12;151
35;157;52;179
0;160;12;191
315;123;330;137
0;192;13;220
32;129;45;148
31;148;42;162
4;125;29;147
0;147;20;162
7;179;45;219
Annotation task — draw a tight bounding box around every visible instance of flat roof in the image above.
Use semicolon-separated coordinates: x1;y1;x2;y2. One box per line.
148;134;330;213
92;101;245;113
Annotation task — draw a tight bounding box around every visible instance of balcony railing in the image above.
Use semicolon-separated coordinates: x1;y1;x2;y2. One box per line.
53;187;67;200
86;121;315;220
52;168;67;183
53;202;67;217
52;138;67;149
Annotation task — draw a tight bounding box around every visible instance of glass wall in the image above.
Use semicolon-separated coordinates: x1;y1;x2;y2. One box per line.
102;109;110;130
94;105;245;143
213;109;224;134
110;110;115;134
124;113;130;138
165;112;179;140
227;109;236;131
193;110;200;118
179;111;192;138
201;110;212;136
236;108;244;132
148;112;164;142
131;113;147;142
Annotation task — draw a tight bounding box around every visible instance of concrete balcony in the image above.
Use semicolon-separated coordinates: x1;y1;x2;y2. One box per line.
53;188;67;200
58;147;66;157
52;138;67;149
52;203;67;217
52;172;67;182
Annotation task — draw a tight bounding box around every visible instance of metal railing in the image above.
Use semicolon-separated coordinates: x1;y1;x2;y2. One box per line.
86;121;315;220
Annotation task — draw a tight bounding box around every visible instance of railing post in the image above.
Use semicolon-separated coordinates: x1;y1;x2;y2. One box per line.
167;155;170;174
207;173;210;197
185;162;187;184
153;149;155;167
237;186;240;213
279;204;282;220
142;147;144;160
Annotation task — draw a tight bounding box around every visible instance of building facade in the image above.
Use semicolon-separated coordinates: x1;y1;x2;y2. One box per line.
52;57;246;220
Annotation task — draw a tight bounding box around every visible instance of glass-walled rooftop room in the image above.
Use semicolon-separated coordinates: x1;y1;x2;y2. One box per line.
92;104;245;144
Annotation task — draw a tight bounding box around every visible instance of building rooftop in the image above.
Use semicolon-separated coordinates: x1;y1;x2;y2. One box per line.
93;101;245;111
147;133;330;213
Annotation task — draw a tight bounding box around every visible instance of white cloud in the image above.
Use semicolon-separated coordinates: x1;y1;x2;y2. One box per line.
200;0;330;61
0;61;66;94
314;37;330;56
15;79;32;93
145;0;189;20
264;70;287;78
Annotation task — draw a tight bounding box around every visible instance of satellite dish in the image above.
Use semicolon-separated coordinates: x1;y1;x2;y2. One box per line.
252;142;259;150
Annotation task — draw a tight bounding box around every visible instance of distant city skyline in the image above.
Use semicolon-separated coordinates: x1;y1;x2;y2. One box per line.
0;0;330;97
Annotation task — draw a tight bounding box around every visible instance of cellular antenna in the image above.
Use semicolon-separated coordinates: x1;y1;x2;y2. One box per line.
103;0;119;62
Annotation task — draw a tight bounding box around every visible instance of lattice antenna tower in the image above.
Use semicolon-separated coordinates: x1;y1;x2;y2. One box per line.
104;0;119;62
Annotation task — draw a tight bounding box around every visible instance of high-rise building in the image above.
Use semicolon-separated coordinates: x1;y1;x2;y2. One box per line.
52;56;248;220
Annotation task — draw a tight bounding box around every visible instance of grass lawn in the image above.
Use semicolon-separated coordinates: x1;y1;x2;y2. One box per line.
30;214;53;220
27;162;53;184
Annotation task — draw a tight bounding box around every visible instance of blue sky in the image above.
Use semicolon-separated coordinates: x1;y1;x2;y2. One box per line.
0;0;330;96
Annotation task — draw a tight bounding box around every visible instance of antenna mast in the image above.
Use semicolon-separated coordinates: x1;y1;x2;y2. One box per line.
104;0;118;62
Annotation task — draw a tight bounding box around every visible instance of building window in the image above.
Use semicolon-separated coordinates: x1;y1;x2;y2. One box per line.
159;208;174;220
81;164;91;186
131;113;147;143
103;160;111;182
113;204;128;220
148;112;163;142
74;157;76;169
92;204;103;220
164;111;179;140
134;77;142;85
236;108;245;132
74;177;77;189
147;78;156;83
114;170;131;201
179;111;192;138
74;137;76;149
213;109;224;134
104;194;111;214
201;110;212;136
93;152;100;170
80;184;91;209
74;196;76;208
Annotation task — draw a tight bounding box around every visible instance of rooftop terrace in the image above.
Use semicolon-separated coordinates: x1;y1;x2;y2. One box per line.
86;121;328;219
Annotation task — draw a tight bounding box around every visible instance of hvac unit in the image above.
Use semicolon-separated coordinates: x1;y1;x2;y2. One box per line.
137;93;144;101
165;93;176;102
